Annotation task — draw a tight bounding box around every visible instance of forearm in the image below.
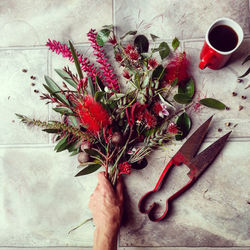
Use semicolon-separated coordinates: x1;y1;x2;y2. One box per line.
93;228;118;250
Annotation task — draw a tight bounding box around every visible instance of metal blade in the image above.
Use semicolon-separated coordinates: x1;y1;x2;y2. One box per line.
176;116;213;165
187;131;231;178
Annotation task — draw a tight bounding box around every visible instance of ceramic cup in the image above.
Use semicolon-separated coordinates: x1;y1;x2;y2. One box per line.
199;17;244;70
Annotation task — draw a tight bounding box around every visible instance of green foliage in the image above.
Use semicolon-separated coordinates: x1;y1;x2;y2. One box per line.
172;37;180;51
69;40;83;80
199;98;226;110
53;107;73;115
134;35;149;54
55;69;77;88
75;164;101;176
174;93;192;104
175;112;192;140
159;42;170;60
97;29;111;46
120;30;137;40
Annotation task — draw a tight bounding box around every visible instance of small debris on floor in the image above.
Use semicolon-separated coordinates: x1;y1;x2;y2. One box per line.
239;105;244;111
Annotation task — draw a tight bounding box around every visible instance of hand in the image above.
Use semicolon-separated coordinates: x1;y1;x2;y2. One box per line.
89;172;123;250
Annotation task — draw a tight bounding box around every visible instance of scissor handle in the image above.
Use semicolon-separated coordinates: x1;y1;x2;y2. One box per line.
138;176;195;221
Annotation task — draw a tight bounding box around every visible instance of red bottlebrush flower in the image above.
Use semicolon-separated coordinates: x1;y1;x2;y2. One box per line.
144;110;157;128
153;102;163;115
148;58;158;69
123;70;131;79
77;77;88;92
161;52;188;86
118;161;132;176
168;123;179;134
129;51;139;60
76;96;111;134
115;52;122;62
109;36;117;45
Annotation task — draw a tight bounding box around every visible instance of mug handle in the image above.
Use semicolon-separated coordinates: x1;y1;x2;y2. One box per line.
199;49;215;69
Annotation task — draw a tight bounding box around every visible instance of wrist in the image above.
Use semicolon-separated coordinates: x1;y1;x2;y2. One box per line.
93;227;118;250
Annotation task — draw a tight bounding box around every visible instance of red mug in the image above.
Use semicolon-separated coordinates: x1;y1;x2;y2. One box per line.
199;17;244;70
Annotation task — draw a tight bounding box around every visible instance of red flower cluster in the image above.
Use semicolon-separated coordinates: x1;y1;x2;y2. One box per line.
161;52;188;86
124;44;139;61
168;123;179;134
148;58;158;69
76;96;111;134
118;161;132;176
153;102;163;115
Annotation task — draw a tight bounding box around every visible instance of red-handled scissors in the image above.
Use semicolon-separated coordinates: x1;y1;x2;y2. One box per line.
138;116;231;222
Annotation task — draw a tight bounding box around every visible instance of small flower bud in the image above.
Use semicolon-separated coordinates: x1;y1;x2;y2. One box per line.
77;152;89;164
111;132;123;146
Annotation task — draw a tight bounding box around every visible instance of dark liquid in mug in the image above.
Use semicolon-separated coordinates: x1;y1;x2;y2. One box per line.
208;25;238;52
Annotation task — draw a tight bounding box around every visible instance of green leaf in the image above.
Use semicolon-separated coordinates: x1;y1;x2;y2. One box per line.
95;76;104;91
42;128;61;134
171;78;179;87
199;98;226;110
172;37;180;51
108;93;126;101
88;77;95;96
175;112;192;141
96;29;111;46
159;42;170;60
134;35;149;54
102;24;113;30
69;116;78;127
67;140;80;153
54;136;68;152
84;149;101;157
69;40;83;80
94;91;106;102
238;67;250;78
242;55;250;65
55;69;77;88
44;76;70;106
174;93;192;104
150;34;159;41
152;65;165;81
141;75;150;88
178;78;195;98
75;164;101;176
120;30;137;40
53;107;73;115
134;73;141;89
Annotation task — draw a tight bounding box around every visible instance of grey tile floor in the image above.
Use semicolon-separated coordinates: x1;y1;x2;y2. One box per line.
0;0;249;249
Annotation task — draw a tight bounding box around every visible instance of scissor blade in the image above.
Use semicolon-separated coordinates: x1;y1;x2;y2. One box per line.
187;131;231;178
177;116;213;164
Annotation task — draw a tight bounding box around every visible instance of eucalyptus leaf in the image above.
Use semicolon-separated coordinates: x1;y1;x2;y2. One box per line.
55;69;77;88
134;35;149;54
175;112;191;140
75;164;101;176
84;149;101;157
172;37;180;51
199;98;226;110
96;29;111;46
95;76;104;91
44;76;70;106
120;30;137;40
141;75;150;88
178;78;195;98
171;78;179;87
174;93;192;104
69;41;83;80
152;65;165;81
159;42;170;60
53;107;73;115
54;136;68;152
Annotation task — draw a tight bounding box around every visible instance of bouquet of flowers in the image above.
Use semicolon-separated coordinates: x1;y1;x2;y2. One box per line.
16;25;226;185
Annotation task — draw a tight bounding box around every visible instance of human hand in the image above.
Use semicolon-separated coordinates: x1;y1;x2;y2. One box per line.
89;172;123;239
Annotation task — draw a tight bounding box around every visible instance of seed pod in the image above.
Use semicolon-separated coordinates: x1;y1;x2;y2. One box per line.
111;131;123;146
77;152;89;163
80;141;91;151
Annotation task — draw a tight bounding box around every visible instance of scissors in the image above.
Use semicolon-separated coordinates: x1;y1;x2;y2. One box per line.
138;116;231;222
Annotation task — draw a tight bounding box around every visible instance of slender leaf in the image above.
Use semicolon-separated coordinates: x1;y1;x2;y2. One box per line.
68;140;80;152
95;76;104;91
108;93;126;101
150;34;159;41
199;98;226;110
152;65;165;81
141;75;150;88
97;29;111;46
69;116;78;127
69;40;83;80
88;77;95;96
94;91;106;102
75;164;102;176
238;67;250;78
84;149;102;157
172;37;180;51
55;69;77;88
53;107;73;115
42;128;61;134
44;76;70;106
175;112;192;140
159;42;170;60
173;93;192;104
54;136;68;152
134;35;149;54
178;78;195;98
120;30;137;40
171;78;179;87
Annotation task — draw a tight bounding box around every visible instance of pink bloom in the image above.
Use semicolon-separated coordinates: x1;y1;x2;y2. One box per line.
87;29;120;92
148;58;158;69
123;70;131;79
115;53;122;62
129;51;139;60
124;44;134;54
144;110;157;128
109;36;117;45
153;102;163;115
77;77;88;92
168;123;179;134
